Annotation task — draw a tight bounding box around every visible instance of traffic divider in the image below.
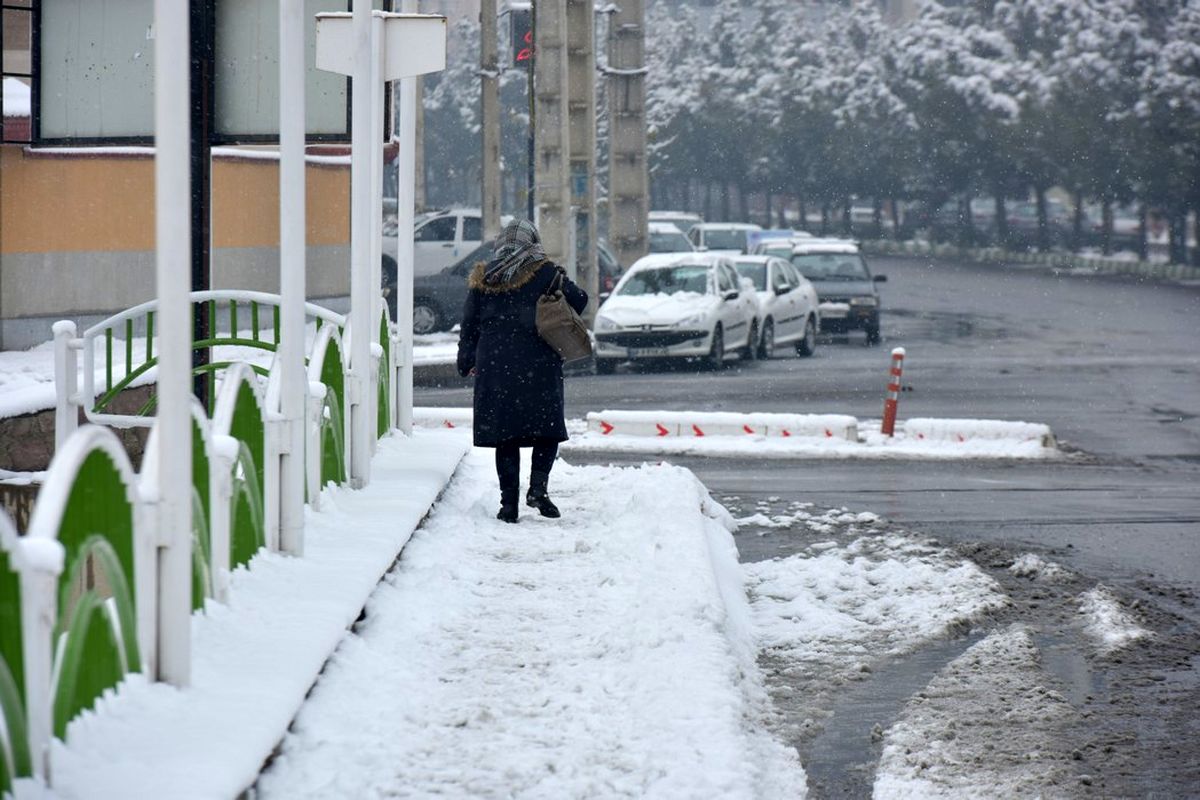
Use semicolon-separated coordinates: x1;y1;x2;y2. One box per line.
901;418;1057;448
586;410;859;442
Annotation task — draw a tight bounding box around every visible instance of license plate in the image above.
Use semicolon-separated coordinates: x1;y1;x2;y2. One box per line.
823;309;847;319
629;347;670;357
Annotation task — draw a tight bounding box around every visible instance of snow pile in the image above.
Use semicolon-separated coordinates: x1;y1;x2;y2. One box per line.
734;503;879;534
46;430;472;800
744;535;1007;684
1008;553;1071;581
874;625;1080;799
586;409;859;441
257;455;805;799
411;331;460;366
1078;585;1150;654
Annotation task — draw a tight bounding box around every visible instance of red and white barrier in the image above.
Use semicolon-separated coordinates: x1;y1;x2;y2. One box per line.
901;418;1057;448
881;347;905;437
586;410;859;442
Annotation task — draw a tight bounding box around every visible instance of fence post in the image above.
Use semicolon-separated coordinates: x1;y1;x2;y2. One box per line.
52;321;79;452
881;347;906;437
17;538;63;780
306;382;326;511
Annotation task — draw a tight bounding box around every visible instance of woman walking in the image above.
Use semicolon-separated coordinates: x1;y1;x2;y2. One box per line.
456;220;588;523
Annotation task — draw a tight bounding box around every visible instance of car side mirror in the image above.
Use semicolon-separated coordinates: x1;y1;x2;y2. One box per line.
723;290;739;301
873;274;887;283
775;285;792;296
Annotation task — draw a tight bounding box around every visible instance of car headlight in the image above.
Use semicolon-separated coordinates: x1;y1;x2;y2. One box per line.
595;316;619;332
849;296;878;307
675;312;708;328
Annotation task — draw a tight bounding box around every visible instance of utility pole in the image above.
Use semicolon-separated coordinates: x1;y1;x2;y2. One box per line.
532;0;571;265
606;0;647;270
566;0;597;316
481;0;502;240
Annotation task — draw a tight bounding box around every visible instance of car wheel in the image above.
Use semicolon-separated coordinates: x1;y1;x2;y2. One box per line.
865;321;881;346
758;319;776;359
412;299;443;335
595;358;617;375
796;316;817;357
742;320;759;361
706;325;724;371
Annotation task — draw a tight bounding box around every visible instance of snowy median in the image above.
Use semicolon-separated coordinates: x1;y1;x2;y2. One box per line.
413;407;1059;460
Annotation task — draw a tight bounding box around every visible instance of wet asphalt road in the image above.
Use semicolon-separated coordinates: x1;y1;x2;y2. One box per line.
419;255;1200;603
417;255;1200;796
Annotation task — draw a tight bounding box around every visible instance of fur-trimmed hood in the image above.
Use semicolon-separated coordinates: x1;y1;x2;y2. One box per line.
468;259;549;293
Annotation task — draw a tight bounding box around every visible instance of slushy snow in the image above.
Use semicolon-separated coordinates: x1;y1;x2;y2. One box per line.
1078;585;1150;654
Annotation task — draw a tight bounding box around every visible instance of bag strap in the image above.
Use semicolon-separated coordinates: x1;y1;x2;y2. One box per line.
545;268;565;296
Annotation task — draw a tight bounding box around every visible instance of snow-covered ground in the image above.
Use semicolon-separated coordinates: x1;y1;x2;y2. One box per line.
256;453;806;799
43;431;471;800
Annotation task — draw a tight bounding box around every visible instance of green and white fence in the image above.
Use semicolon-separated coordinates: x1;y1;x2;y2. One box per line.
1;4;442;796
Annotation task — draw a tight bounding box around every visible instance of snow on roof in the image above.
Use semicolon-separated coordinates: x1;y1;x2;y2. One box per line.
628;251;730;271
694;222;763;231
792;239;860;254
648;221;687;233
649;210;702;220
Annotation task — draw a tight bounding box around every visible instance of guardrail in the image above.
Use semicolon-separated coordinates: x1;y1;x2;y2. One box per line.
0;292;403;792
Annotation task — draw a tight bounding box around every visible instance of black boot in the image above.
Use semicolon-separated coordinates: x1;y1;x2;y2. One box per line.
526;470;561;518
497;486;519;523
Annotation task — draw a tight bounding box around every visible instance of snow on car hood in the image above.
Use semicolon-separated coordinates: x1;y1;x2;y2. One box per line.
598;291;717;326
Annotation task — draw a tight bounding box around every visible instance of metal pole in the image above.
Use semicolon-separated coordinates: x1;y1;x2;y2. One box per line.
395;0;418;434
349;0;373;487
278;0;306;555
190;1;213;409
154;0;194;687
481;0;501;240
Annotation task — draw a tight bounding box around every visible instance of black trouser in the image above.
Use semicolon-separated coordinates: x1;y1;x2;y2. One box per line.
495;440;558;491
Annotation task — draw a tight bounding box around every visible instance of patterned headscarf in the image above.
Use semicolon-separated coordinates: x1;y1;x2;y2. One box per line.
484;219;547;286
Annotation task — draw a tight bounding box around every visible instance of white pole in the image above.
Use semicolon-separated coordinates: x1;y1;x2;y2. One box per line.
278;0;306;555
153;0;193;687
395;0;418;435
368;13;384;447
348;0;373;487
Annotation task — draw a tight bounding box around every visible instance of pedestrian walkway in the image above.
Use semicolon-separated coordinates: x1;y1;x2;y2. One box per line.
255;452;805;799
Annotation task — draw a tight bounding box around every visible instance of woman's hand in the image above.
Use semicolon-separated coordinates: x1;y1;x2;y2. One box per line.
469;367;477;376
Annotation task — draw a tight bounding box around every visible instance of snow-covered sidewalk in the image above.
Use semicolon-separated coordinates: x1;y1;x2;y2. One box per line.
256;453;806;799
44;430;472;800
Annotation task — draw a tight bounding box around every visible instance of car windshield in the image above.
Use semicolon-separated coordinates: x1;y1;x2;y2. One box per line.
791;253;870;281
734;262;767;291
648;230;692;253
702;229;746;251
617;265;710;296
653;216;698;231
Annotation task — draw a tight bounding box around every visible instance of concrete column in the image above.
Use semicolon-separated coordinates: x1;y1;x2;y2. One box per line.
481;0;502;240
606;0;647;270
566;0;596;317
533;0;570;264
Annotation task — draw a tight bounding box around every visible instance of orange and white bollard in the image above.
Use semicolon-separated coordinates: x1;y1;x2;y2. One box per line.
881;347;906;437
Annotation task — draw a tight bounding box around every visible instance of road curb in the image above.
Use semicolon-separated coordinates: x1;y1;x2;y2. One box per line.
860;239;1200;282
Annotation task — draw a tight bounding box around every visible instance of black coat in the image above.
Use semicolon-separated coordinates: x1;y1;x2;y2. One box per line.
457;261;588;448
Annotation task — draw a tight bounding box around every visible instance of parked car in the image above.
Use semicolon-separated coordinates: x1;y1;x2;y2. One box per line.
592;252;760;373
789;240;886;344
752;232;814;258
733;256;820;358
387;240;622;332
383;208;512;279
687;222;763;254
649;210;704;234
647;221;696;254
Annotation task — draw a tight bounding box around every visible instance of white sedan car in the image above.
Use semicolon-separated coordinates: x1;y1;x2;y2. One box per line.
733;256;820;358
592;253;760;373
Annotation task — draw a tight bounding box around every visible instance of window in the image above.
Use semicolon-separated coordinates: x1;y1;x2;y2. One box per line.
734;261;767;291
717;265;735;293
415;215;456;243
461;216;481;242
1;1;33;143
771;263;790;291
